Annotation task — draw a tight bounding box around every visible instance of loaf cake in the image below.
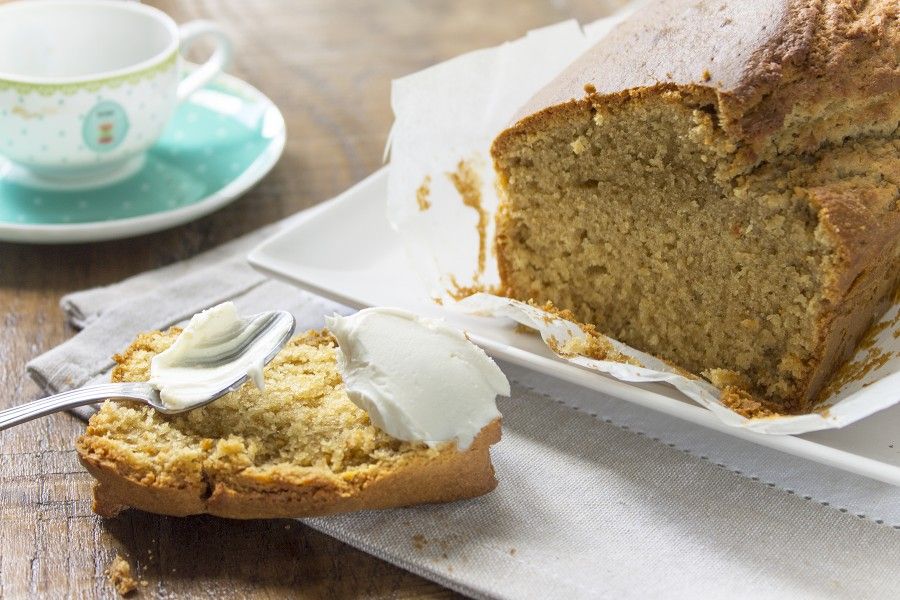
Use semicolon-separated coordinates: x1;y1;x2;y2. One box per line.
491;0;899;412
77;329;501;519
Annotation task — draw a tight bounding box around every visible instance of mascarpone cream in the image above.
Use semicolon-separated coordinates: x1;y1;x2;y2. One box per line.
326;308;509;450
150;302;277;409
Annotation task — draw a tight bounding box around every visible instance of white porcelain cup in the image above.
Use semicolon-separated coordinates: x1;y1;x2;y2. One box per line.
0;0;232;189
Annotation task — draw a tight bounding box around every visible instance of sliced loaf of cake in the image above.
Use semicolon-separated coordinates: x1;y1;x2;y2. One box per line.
491;0;899;412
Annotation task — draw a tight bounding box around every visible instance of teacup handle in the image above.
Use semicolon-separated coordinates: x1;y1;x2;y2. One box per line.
177;21;233;103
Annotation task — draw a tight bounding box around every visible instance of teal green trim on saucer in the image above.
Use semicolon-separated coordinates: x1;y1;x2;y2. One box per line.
0;77;277;228
0;50;177;96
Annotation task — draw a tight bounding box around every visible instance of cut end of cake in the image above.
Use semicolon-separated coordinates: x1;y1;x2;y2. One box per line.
490;0;899;413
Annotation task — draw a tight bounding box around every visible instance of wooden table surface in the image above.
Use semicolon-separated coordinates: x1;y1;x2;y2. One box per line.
0;1;624;597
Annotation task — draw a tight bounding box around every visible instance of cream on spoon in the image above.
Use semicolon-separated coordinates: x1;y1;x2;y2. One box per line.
0;303;296;431
150;302;295;410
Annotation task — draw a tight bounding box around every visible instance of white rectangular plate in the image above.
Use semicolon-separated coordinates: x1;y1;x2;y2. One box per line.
248;168;900;485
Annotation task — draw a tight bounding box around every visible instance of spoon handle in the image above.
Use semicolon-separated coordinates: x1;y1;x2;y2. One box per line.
0;382;155;431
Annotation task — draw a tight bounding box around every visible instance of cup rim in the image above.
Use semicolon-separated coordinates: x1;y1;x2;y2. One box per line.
0;0;180;86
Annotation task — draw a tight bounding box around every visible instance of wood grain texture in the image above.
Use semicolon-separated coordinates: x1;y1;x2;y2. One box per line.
0;0;624;597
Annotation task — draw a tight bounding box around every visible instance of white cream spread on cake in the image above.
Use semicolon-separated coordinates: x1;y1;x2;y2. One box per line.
150;302;282;409
326;308;509;450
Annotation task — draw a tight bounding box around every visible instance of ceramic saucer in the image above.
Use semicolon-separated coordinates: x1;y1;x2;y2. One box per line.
0;68;285;244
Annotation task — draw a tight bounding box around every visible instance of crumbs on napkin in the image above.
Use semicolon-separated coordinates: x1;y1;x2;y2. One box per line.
412;533;428;550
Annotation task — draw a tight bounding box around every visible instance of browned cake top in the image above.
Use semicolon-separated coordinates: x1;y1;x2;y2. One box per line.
513;0;898;152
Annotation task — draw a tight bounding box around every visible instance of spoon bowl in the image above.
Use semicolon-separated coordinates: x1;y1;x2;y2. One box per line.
0;309;296;430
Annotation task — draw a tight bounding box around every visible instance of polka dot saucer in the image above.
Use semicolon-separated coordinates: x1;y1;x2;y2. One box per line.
0;70;285;244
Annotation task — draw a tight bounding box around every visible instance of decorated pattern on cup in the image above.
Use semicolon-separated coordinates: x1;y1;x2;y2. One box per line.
0;51;179;170
0;79;273;225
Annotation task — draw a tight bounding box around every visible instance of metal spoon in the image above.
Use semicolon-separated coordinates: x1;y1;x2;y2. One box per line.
0;310;295;431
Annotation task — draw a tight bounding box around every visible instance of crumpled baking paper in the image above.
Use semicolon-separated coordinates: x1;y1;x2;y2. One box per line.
384;11;900;434
455;294;900;434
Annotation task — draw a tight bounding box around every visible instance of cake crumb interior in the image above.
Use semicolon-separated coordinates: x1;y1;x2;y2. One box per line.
82;329;439;493
494;90;899;411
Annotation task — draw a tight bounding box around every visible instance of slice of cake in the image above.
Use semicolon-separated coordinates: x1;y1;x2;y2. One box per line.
77;328;501;519
491;0;899;412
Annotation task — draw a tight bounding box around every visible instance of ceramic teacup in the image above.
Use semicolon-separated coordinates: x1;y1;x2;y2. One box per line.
0;0;232;190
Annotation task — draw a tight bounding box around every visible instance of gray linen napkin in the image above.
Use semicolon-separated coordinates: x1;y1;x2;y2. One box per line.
26;211;900;599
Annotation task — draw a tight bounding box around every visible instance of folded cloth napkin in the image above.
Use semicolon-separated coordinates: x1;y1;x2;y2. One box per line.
27;206;900;599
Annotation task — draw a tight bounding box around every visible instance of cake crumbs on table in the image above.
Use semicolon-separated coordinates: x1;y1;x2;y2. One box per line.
106;554;138;597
